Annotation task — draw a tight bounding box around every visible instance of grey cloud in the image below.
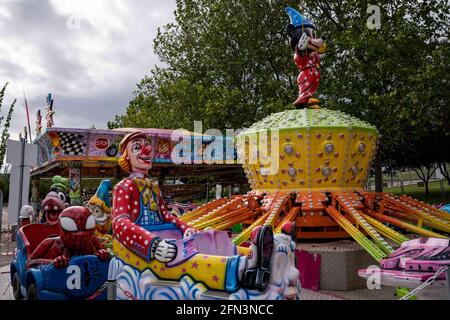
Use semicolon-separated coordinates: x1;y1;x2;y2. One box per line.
0;0;176;139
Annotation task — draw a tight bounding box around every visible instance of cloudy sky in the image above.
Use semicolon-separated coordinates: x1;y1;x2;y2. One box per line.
0;0;176;140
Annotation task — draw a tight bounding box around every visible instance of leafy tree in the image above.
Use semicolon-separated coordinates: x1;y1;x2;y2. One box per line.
111;0;302;131
302;0;449;191
438;163;450;186
112;0;449;193
0;83;16;170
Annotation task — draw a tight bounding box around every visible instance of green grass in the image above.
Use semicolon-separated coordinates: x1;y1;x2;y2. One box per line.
384;181;450;205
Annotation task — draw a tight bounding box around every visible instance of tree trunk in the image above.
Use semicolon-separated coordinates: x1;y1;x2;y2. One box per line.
375;149;383;192
438;162;450;186
425;180;430;195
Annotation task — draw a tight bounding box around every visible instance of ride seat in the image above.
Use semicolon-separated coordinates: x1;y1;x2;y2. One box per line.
18;223;60;257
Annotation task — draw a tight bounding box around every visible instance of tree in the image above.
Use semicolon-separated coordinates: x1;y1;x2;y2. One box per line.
112;0;449;193
0;83;16;170
110;0;302;131
437;163;450;186
302;0;449;191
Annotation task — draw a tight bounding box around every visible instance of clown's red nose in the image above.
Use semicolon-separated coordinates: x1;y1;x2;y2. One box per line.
141;145;152;156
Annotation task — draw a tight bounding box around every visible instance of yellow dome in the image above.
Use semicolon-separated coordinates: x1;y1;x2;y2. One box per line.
236;108;379;191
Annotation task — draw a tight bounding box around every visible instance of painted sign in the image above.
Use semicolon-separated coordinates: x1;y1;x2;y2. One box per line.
34;128;237;167
94;137;110;150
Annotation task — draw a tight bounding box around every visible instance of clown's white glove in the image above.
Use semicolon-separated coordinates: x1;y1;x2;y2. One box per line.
154;239;177;263
297;33;309;51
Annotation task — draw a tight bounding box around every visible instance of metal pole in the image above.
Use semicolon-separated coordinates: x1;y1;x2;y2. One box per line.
0;190;3;239
445;266;450;300
206;178;209;203
107;280;117;300
17;138;26;227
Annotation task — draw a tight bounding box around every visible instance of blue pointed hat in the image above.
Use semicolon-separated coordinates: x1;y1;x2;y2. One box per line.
285;7;316;29
94;179;112;208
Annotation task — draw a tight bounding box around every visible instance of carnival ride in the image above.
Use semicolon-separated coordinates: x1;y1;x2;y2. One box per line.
10;6;449;301
10;222;109;300
107;131;301;300
358;238;450;299
179;108;450;264
178;7;450;267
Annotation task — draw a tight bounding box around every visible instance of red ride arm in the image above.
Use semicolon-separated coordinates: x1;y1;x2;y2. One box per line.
112;181;160;261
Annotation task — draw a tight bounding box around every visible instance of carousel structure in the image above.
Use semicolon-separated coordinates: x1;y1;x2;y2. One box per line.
181;108;449;264
9;7;450;301
179;7;450;264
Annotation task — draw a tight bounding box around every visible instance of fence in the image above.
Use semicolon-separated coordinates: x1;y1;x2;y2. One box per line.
366;178;447;202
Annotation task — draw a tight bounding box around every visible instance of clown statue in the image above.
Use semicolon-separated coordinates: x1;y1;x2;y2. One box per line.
109;131;287;299
285;7;326;108
88;180;113;244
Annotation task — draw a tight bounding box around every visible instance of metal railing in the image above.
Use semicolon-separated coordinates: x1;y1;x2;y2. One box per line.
366;178;447;202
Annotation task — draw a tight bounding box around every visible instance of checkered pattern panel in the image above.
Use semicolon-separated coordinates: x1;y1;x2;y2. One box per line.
59;132;87;155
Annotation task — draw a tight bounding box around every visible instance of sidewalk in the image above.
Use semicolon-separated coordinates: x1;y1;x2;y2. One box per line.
0;265;13;300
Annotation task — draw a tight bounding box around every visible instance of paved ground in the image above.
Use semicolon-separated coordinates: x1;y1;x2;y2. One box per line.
0;265;13;300
0;258;397;301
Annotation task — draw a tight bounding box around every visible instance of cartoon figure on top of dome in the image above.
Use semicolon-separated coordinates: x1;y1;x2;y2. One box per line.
285;7;326;108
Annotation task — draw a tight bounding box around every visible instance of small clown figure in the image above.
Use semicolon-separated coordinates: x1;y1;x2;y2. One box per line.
88;180;113;243
285;7;326;108
111;131;276;293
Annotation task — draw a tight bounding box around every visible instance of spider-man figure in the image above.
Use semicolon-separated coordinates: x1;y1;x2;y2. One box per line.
285;7;326;108
30;206;109;268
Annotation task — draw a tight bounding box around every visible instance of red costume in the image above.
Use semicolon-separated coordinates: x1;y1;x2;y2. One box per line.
112;176;195;261
294;47;321;105
30;206;109;268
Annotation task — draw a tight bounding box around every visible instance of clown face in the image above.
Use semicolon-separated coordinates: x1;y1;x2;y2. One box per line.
127;137;153;174
59;206;96;252
88;204;110;235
